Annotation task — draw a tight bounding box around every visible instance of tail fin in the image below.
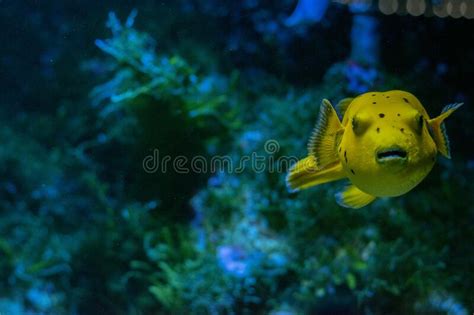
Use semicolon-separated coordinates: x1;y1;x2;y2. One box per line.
428;103;463;159
286;156;345;192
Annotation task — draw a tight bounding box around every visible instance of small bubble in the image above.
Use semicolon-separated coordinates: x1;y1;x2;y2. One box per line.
379;0;399;14
448;0;463;18
407;0;426;16
433;1;448;17
463;0;474;18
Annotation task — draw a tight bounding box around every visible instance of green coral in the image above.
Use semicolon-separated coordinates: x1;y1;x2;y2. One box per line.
92;10;241;132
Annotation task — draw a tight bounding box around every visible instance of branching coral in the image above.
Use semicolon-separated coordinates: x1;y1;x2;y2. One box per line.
92;10;240;132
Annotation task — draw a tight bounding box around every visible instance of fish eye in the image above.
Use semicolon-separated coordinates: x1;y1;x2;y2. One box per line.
352;117;359;131
352;114;370;135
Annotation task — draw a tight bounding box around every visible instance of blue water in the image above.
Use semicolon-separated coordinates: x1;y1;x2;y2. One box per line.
0;1;472;314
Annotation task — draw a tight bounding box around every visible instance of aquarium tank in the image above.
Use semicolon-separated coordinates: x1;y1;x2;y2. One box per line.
0;0;473;314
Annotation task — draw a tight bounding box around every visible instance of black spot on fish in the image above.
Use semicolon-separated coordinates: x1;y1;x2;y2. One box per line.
372;94;376;96
386;96;390;98
400;128;404;132
397;113;400;116
379;113;385;118
376;127;380;133
344;151;347;163
351;169;355;175
403;97;409;104
373;102;377;104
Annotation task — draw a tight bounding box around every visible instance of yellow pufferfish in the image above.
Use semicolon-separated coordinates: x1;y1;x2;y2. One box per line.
286;90;462;209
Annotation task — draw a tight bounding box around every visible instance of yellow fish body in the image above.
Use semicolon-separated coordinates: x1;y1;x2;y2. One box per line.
286;90;462;209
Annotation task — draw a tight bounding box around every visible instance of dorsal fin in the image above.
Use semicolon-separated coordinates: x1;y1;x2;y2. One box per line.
307;99;344;168
336;98;353;119
428;102;463;159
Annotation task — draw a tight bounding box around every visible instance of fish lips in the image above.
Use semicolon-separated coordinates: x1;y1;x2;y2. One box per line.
376;147;408;164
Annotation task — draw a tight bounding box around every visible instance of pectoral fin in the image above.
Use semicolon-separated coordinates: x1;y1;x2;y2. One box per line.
307;99;344;168
335;184;376;209
286;157;345;192
428;103;463;159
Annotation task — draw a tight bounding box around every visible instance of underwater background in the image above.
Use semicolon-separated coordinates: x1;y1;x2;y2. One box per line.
1;0;473;314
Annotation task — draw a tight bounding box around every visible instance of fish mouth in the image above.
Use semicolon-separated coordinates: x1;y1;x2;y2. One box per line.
376;147;408;163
